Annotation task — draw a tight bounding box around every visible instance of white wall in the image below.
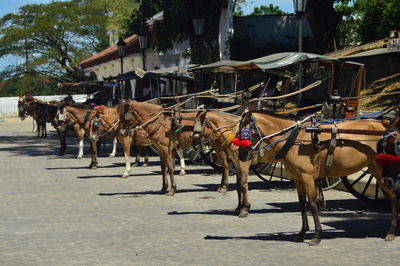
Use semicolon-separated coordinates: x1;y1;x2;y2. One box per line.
0;94;87;115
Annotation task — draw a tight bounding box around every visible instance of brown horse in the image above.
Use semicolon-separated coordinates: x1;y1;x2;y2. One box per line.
57;103;117;162
88;105;152;178
232;110;398;245
117;100;233;195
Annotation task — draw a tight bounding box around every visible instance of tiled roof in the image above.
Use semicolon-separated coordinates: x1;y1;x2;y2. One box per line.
79;11;163;69
79;35;141;69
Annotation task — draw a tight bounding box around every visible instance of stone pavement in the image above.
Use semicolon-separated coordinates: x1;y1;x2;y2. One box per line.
1;117;400;265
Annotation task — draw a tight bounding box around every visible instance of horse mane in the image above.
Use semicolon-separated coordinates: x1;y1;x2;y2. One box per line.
130;100;163;112
116;102;130;119
60;102;88;109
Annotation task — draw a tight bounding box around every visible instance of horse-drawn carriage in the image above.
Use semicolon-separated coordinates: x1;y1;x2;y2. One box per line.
123;52;397;205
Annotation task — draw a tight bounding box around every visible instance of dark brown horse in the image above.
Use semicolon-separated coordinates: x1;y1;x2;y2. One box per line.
18;95;46;137
117;100;233;195
232;110;398;245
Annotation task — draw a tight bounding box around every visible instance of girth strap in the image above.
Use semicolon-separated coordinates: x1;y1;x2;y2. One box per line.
275;126;301;160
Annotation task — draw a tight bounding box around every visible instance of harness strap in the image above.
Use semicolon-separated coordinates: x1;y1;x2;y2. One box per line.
325;127;338;176
275;126;301;160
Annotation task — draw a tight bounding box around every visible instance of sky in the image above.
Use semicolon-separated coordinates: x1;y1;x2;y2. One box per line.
0;0;294;72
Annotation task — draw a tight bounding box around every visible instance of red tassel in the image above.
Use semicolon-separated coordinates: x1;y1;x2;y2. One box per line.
232;137;252;147
240;139;252;147
376;153;400;165
232;137;241;146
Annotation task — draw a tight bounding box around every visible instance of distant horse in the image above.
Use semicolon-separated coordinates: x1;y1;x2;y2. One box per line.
18;95;46;137
117;101;233;195
232;110;398;245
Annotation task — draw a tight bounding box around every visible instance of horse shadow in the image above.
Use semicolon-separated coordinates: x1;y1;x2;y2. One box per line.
203;198;392;242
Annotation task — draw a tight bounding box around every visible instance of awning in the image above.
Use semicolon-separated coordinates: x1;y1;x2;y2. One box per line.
230;52;339;71
190;60;243;72
104;71;140;81
136;65;198;82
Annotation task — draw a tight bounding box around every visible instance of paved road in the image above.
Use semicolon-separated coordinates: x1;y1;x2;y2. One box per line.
1;117;399;265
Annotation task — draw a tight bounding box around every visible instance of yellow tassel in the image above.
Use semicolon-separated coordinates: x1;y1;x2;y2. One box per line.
221;133;235;148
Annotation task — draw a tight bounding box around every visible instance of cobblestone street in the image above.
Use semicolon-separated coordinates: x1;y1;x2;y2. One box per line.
1;117;400;265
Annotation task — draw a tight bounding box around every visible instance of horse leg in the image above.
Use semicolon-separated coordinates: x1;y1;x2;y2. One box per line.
234;166;242;216
303;176;322;246
166;149;177;196
176;148;186;176
57;128;66;156
120;136;131;178
77;138;84;159
215;149;229;193
43;123;47;138
133;145;141;167
109;137;117;158
159;154;169;193
316;179;326;211
293;179;310;242
143;146;149;167
32;119;36;133
237;160;252;217
36;120;41;137
89;140;98;169
369;164;398;241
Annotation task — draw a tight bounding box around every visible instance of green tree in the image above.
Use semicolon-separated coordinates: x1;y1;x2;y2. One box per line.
337;0;400;46
250;4;286;15
0;0;109;84
126;0;225;64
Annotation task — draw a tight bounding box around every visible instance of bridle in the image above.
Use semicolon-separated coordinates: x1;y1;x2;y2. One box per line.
120;105;165;138
89;111;120;141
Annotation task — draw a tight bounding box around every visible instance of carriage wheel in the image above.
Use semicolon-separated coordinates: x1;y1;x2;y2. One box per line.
198;145;236;173
185;147;204;165
251;162;293;185
319;177;342;191
340;169;388;204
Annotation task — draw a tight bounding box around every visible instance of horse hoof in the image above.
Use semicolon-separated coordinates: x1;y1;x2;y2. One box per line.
143;162;149;167
385;234;396;241
77;155;83;159
132;163;139;167
121;174;129;179
179;170;186;176
309;238;321;246
217;187;228;193
109;154;115;158
238;211;248;218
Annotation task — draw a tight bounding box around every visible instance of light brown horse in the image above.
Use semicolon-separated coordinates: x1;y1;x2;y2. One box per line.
232;110;398;245
117;100;233;195
57;103;118;162
88;105;152;178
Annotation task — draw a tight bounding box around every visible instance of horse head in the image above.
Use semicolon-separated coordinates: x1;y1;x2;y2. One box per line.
191;109;207;148
88;105;106;142
116;101;137;137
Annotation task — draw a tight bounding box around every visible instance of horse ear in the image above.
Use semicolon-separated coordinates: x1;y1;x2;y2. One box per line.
96;105;106;114
381;119;391;128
